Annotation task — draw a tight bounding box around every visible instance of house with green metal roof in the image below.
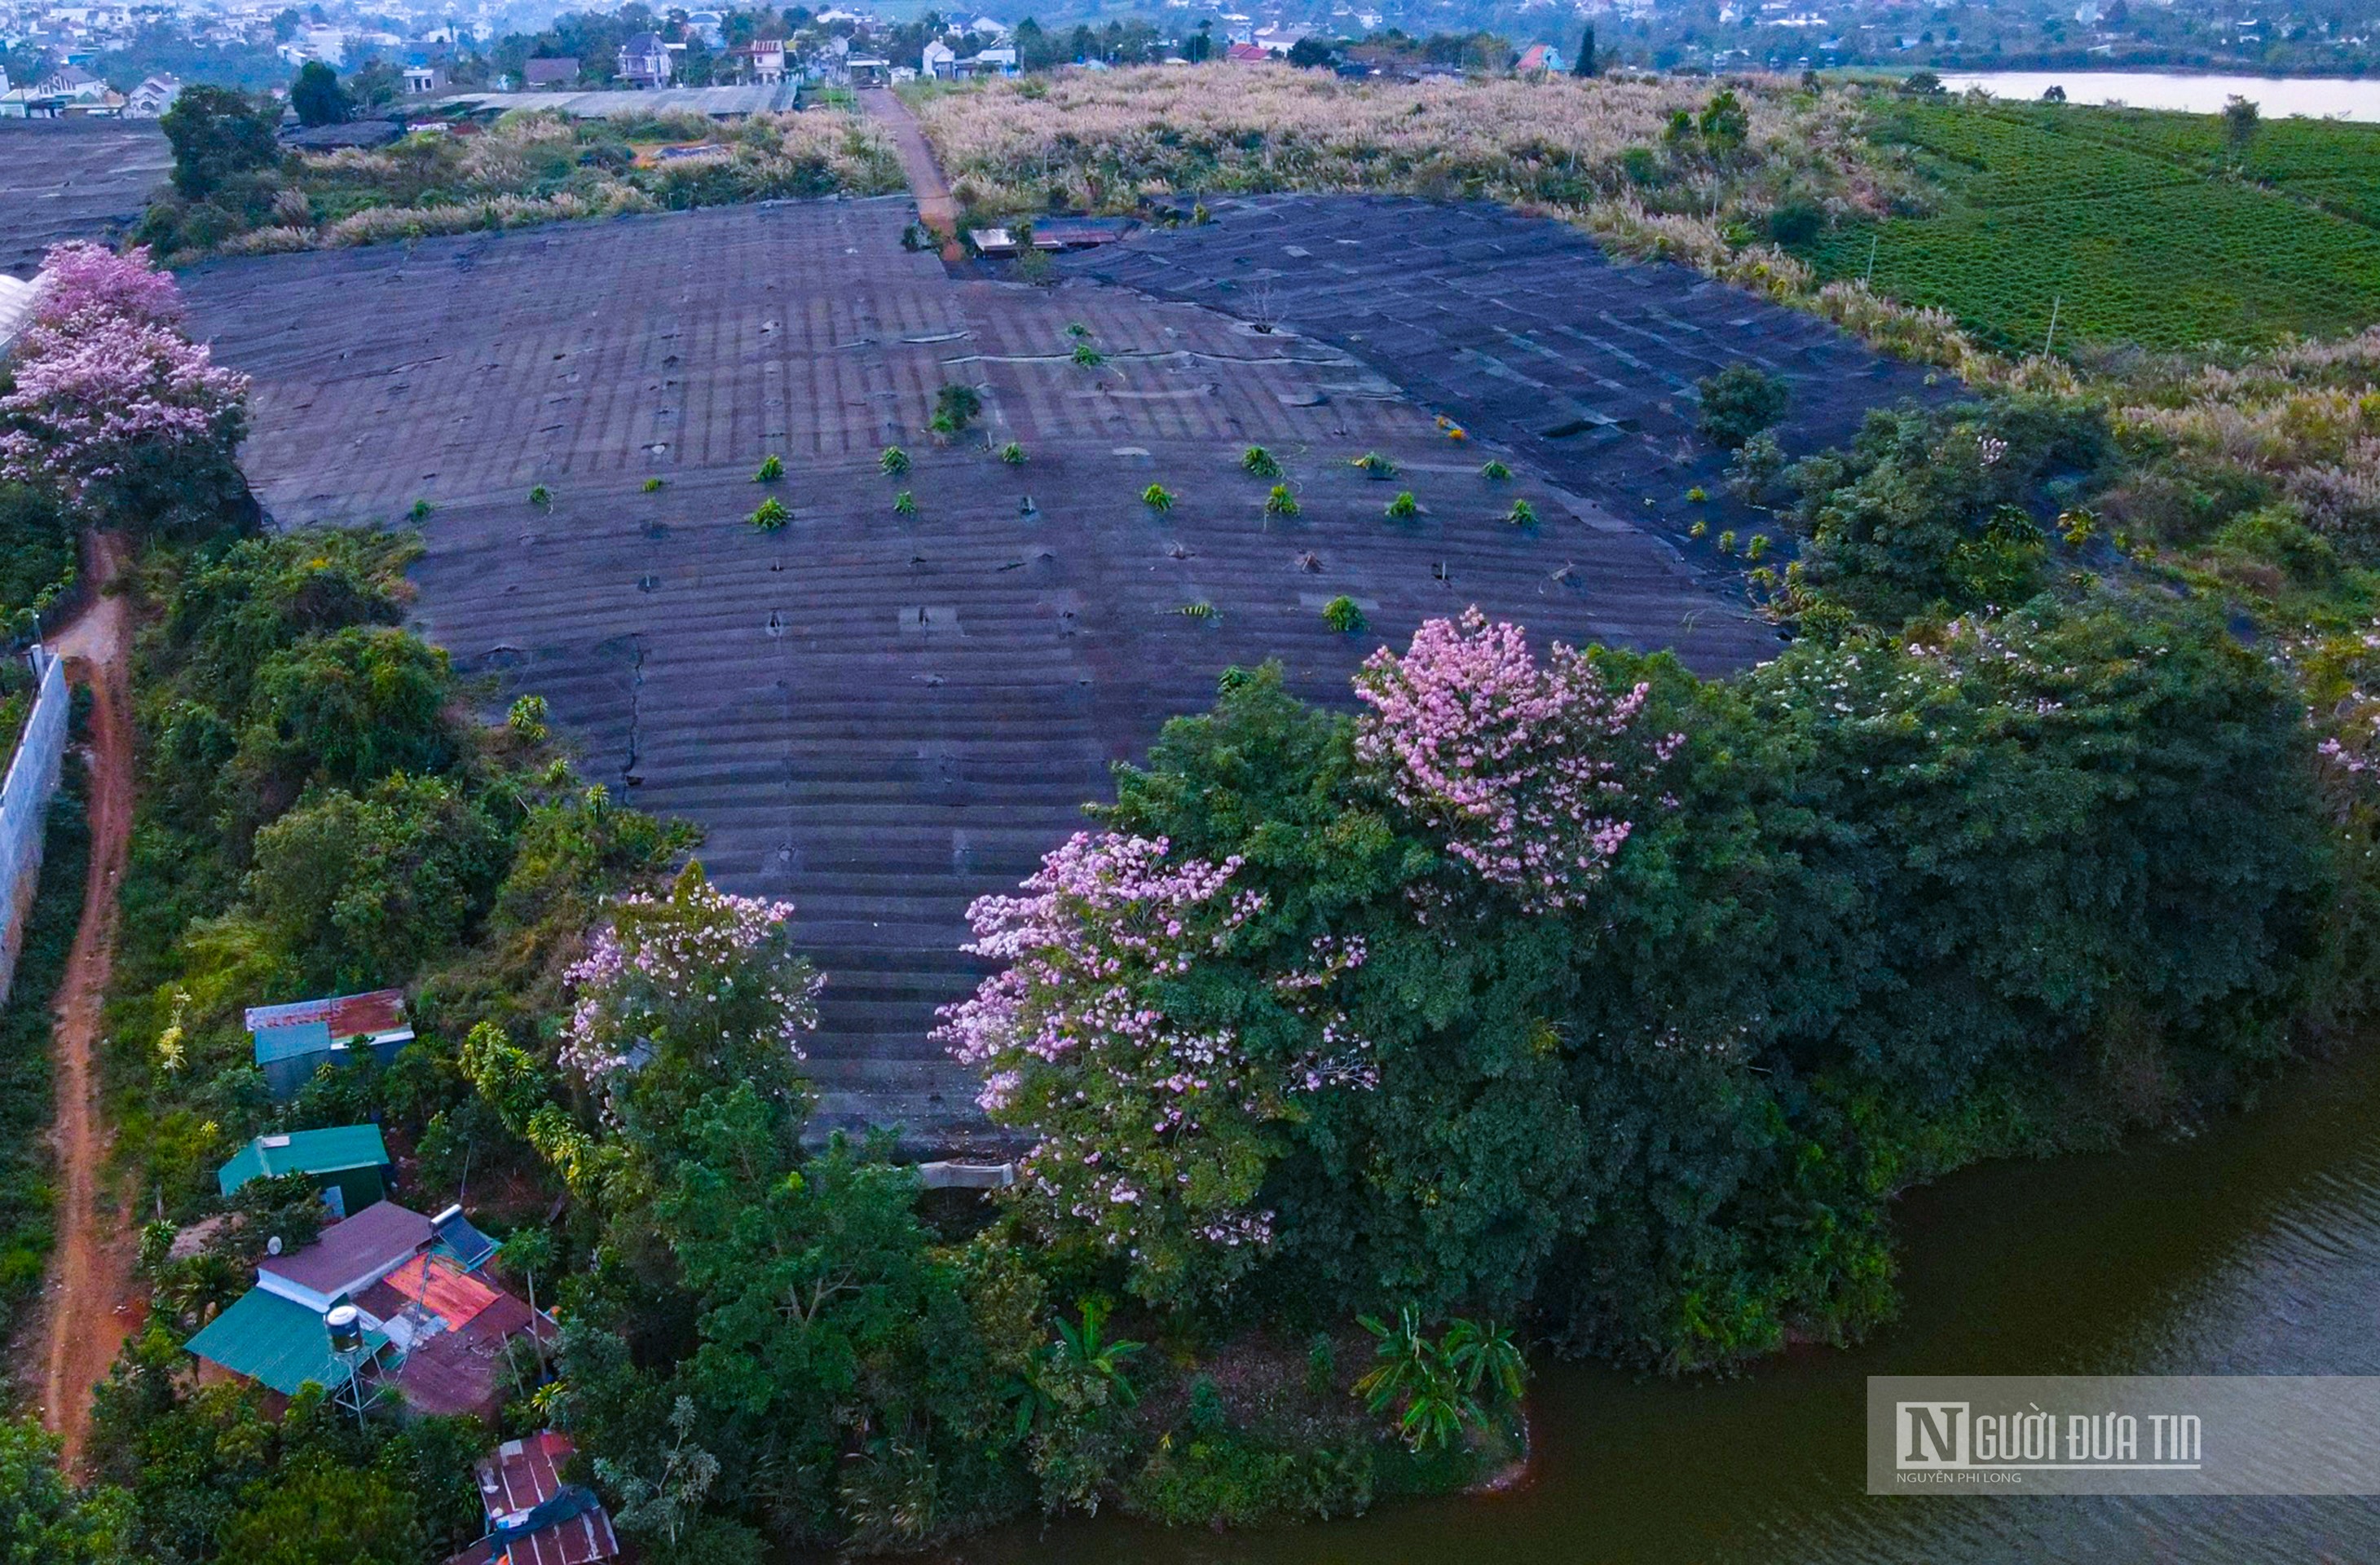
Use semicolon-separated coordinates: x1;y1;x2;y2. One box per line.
186;1286;390;1400
217;1125;393;1218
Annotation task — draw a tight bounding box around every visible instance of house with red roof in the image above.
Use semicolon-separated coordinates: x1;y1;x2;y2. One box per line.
187;1199;549;1420
446;1431;622;1565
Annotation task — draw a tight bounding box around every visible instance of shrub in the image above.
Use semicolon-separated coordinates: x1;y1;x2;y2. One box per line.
408;499;433;522
1479;459;1511;481
1686;486;1708;504
528;484;551;507
506;694;549;742
1000;442;1027;465
1506;498;1537;527
751;496;790;531
1695;364;1790;449
1072;342;1105;369
1352;452;1398;478
879;446;910;475
893;490;917;515
1265;485;1299;516
1243;446;1282;477
1144;483;1176;514
1384;491;1420;519
1323;595;1366;633
936;382;983;430
642;476;666;493
1716;529;1737;553
1744;532;1770;560
1176;600;1216;619
753;454;783;483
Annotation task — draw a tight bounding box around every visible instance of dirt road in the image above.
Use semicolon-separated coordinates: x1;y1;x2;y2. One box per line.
31;530;138;1470
859;88;967;263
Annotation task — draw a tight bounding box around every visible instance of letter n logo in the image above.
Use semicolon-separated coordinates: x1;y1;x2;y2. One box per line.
1897;1401;1968;1468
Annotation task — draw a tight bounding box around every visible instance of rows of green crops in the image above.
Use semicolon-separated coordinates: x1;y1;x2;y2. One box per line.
1801;101;2380;353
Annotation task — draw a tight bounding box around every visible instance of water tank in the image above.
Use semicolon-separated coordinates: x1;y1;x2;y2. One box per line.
325;1303;364;1355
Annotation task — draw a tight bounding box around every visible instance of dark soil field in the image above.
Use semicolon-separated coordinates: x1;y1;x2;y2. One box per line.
1064;195;1953;571
0;120;171;276
183;196;1919;1147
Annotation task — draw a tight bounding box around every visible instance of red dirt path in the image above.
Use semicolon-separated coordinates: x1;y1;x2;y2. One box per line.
28;531;139;1471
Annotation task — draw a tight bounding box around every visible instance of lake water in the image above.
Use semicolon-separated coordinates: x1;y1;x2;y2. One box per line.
1938;70;2380;121
943;1043;2380;1563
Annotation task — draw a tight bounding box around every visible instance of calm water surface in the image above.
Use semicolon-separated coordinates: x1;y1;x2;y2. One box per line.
943;1045;2380;1563
1940;70;2380;121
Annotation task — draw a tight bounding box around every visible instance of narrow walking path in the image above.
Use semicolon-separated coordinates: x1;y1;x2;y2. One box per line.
30;531;137;1471
859;87;967;263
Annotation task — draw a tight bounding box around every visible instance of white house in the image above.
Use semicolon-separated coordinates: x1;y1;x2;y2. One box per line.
402;63;446;94
954;44;1016;75
740;37;788;83
123;72;177;116
37;64;106;100
921;37;955;76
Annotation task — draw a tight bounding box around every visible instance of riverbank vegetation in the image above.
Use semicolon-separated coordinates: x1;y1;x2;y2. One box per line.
135;96;902;263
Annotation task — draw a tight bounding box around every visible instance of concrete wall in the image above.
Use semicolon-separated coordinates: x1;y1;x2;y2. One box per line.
0;646;70;1005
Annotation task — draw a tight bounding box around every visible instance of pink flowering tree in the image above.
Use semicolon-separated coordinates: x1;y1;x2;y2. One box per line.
935;831;1374;1305
0;241;248;527
1353;607;1679;913
563;862;823;1154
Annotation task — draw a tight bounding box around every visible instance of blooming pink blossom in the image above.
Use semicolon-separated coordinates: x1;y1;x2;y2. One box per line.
0;243;245;500
1353;607;1673;911
562;876;821;1115
933;831;1369;1298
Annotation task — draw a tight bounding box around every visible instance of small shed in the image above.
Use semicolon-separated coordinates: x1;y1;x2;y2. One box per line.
218;1124;393;1217
445;1431;622;1565
248;989;413;1100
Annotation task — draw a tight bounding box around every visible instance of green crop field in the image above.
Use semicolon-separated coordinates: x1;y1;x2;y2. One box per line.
1801;100;2380;354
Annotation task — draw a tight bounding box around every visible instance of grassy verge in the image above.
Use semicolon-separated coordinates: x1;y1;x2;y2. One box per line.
139;107;907;262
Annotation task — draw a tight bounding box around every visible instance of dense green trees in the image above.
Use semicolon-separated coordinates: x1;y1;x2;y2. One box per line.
288;60;347;127
157;86;280;201
945;573;2334;1366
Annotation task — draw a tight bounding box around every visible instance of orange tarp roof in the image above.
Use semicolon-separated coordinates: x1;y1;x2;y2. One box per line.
380;1254;501;1329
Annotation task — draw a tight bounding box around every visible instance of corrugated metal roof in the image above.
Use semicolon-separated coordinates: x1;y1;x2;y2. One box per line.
185;1286;387;1396
468;1432;621;1565
377;1254;502;1329
258;1200;433;1299
217;1124;391;1196
245;988;408;1038
252;1020;333;1064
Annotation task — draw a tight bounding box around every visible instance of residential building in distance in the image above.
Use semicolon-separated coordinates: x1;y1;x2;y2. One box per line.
522;55;580;88
124;73;179;117
615;31;672;87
